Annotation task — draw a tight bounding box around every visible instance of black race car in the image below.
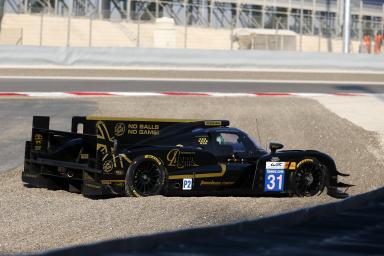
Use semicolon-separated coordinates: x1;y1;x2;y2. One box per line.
22;116;351;198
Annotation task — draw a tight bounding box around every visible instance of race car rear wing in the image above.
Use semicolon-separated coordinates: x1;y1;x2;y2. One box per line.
30;116;230;169
70;116;230;145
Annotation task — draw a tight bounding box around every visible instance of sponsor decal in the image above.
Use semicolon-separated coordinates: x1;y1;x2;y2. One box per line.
289;162;297;170
297;159;314;168
80;153;89;160
204;121;222;126
265;161;287;170
197;137;208;145
182;178;192;190
114;123;126;137
166;149;199;169
101;180;125;185
144;154;162;166
103;159;114;173
126;123;160;136
264;169;285;192
200;181;235;186
34;133;43;151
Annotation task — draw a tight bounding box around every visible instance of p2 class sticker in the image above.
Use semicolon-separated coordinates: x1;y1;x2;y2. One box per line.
182;178;193;190
264;169;285;192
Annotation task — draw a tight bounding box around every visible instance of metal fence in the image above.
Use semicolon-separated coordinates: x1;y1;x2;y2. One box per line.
0;1;383;53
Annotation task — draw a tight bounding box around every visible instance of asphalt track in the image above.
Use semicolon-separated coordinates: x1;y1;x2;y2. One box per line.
0;99;96;173
0;78;384;93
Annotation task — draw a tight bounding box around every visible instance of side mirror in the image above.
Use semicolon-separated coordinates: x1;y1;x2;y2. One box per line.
269;142;284;154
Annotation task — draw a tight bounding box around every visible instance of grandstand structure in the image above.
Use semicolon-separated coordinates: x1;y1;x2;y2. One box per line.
0;0;383;50
2;0;383;31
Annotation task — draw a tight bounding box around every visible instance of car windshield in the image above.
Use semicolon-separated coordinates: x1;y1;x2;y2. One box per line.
215;131;266;154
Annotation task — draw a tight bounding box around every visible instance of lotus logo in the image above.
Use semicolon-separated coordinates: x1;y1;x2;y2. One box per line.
114;123;125;137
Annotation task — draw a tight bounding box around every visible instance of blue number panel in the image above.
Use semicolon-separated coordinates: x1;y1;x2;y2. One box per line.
264;169;285;192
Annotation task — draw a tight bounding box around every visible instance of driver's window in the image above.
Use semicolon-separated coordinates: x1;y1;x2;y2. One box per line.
215;133;246;152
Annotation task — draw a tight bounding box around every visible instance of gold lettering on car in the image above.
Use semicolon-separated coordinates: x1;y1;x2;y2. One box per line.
145;154;162;165
166;149;199;169
80;153;89;160
204;121;221;126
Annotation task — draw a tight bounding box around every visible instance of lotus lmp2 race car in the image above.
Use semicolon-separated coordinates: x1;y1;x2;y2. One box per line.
22;116;352;199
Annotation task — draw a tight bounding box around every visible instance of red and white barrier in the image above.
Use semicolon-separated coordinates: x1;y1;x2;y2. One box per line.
0;92;373;97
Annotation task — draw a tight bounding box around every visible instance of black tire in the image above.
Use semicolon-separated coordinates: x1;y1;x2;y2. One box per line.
292;158;326;197
125;155;166;197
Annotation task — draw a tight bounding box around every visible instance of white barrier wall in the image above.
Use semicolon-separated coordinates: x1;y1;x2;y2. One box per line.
1;14;367;53
0;46;383;72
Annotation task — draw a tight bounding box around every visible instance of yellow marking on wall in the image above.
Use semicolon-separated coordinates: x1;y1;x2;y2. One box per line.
168;163;227;180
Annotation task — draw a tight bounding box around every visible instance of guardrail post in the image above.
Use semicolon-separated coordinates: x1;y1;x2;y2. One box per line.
299;0;303;52
126;0;131;21
312;0;316;35
155;0;159;18
54;0;58;14
210;0;214;28
136;14;140;47
343;0;351;53
24;0;28;13
39;11;43;46
261;0;265;28
89;13;93;47
235;0;240;28
67;2;72;47
184;0;188;48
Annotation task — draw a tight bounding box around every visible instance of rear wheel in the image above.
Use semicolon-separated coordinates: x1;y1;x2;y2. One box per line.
292;158;325;197
125;156;166;197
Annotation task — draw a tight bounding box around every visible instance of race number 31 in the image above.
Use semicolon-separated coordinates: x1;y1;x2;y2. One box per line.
264;169;285;192
182;178;192;190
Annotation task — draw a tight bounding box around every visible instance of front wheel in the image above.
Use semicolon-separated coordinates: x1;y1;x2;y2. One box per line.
292;158;326;197
125;156;166;197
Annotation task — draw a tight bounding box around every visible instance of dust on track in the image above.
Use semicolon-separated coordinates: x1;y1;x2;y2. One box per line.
0;96;383;254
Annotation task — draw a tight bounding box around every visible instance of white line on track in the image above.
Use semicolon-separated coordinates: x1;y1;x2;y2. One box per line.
0;76;384;85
